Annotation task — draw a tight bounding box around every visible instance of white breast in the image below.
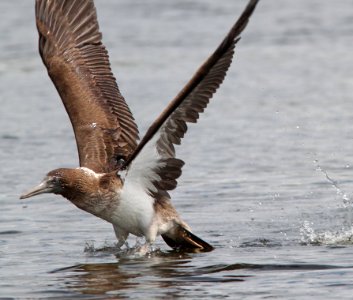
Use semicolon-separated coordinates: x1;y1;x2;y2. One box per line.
110;183;155;237
110;131;162;237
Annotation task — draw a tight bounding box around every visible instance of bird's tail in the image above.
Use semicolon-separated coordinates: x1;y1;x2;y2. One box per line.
161;223;214;252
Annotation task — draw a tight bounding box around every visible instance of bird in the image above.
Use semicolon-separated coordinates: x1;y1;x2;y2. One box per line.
20;0;259;252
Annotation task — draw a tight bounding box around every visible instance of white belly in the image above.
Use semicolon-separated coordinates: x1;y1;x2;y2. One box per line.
110;184;155;237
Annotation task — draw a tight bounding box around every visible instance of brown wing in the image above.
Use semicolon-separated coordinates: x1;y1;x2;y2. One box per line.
123;0;259;203
125;0;258;169
35;0;139;173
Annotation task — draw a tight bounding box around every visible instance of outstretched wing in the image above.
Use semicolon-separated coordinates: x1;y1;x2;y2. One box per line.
122;0;259;203
36;0;139;173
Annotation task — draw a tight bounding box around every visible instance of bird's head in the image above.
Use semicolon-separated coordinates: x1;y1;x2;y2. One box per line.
20;168;89;200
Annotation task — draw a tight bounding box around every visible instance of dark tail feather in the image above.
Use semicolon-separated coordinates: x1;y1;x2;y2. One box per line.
162;224;214;252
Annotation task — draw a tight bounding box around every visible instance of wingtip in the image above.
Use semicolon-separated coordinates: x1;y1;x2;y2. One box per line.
230;0;260;38
245;0;260;13
121;0;261;170
246;0;260;19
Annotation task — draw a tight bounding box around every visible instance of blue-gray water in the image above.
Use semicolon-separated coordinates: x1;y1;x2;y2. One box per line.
2;0;353;298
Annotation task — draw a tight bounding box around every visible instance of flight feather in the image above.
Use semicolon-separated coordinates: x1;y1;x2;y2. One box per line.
36;0;139;173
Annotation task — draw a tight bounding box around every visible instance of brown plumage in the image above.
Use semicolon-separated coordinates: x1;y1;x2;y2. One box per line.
21;0;259;252
36;0;139;173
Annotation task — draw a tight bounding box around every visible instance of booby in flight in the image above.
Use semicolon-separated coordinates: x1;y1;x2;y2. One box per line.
21;0;259;251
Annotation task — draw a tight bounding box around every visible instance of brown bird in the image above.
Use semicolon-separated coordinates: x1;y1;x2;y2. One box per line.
21;0;259;252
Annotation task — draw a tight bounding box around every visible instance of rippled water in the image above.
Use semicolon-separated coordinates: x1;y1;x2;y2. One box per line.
2;0;353;299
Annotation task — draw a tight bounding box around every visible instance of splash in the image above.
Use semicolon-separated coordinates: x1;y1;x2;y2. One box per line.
300;161;353;245
300;220;353;245
314;160;353;209
315;160;353;226
83;239;158;258
84;240;119;256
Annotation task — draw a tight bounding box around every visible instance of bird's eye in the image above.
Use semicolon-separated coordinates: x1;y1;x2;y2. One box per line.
117;158;125;165
116;155;125;162
49;176;60;184
116;156;126;168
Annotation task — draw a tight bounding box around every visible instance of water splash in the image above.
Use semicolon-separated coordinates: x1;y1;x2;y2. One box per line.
300;161;353;245
84;240;120;256
83;239;158;258
314;160;353;228
314;160;352;209
300;220;353;245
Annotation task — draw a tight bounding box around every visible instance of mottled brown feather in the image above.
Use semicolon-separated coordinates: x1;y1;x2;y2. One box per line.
35;0;139;173
129;0;259;202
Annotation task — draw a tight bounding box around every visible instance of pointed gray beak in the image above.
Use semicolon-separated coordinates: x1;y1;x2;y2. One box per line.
20;179;54;199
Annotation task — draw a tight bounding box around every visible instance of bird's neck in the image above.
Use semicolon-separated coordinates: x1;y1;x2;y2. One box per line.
62;170;123;220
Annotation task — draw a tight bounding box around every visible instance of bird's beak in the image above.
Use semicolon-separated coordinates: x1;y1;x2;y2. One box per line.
20;179;54;199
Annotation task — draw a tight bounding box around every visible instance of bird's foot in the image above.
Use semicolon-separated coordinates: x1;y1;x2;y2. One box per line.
134;242;153;256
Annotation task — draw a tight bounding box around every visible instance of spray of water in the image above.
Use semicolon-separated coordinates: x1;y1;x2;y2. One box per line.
300;160;353;245
84;238;157;258
315;160;352;209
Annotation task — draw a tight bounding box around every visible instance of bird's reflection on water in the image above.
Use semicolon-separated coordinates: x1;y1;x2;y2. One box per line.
49;246;351;298
51;249;247;297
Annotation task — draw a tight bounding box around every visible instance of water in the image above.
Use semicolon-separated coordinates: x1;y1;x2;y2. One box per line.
1;0;353;298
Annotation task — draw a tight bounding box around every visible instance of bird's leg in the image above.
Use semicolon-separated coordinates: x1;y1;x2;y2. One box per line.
141;227;157;252
113;225;129;249
136;236;148;247
134;241;153;256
